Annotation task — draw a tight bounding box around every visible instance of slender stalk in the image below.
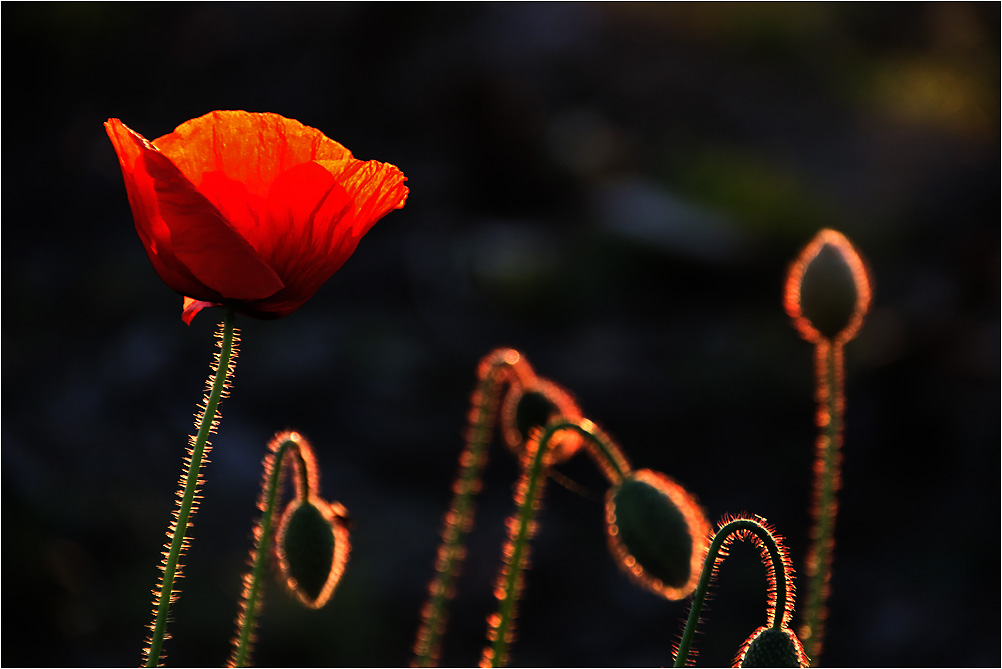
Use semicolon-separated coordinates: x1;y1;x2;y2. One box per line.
568;418;631;486
482;418;629;668
229;436;311;667
482;423;553;668
144;307;238;667
800;340;843;662
674;517;792;668
413;350;531;667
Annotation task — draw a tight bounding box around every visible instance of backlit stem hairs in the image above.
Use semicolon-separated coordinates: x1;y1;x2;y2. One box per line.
481;418;631;668
674;515;796;668
412;348;534;667
228;431;344;667
144;307;238;667
784;229;871;662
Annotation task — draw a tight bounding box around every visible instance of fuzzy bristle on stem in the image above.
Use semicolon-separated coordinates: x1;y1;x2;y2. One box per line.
784;230;870;664
143;309;239;667
480;417;630;668
229;431;351;666
412;349;536;667
673;515;797;668
227;431;302;668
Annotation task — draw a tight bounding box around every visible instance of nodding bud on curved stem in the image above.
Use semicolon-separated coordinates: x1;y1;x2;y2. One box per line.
500;377;585;465
414;348;539;668
270;432;351;609
605;469;709;601
230;431;350;667
674;515;805;668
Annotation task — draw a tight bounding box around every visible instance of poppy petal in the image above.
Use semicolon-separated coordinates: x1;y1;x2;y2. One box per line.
108;118;286;301
137;138;286;301
105;119;219;300
235;163;355;317
318;158;409;239
181;297;221;325
108;112;408;321
152;111;355;198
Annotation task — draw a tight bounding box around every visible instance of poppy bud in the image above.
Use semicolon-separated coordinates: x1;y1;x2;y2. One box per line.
605;469;709;599
501;379;583;464
275;498;350;609
785;229;871;343
736;625;809;668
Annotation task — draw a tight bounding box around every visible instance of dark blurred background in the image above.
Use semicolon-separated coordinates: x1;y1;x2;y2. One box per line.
3;2;999;667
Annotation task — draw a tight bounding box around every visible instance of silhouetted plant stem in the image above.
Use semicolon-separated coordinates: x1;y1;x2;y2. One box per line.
482;418;630;668
144;307;238;667
674;517;792;668
800;340;843;662
783;228;871;664
413;349;533;667
229;435;313;667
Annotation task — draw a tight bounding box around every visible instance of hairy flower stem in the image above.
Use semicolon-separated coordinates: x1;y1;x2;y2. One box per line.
800;341;843;663
674;518;791;668
229;436;312;667
482;419;630;668
144;307;238;667
413;350;530;667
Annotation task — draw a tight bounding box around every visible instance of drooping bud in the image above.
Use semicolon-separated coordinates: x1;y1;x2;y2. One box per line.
605;469;709;599
275;497;351;609
784;228;871;343
736;625;809;668
501;378;583;464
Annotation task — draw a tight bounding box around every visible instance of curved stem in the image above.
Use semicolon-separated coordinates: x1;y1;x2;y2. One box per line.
800;340;843;663
674;518;791;668
229;435;312;667
482;418;629;667
565;418;631;485
144;307;238;667
413;350;530;667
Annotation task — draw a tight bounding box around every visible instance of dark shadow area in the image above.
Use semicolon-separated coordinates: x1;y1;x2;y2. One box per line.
3;3;999;666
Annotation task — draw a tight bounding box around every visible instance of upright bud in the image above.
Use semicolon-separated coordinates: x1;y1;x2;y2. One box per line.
784;228;871;344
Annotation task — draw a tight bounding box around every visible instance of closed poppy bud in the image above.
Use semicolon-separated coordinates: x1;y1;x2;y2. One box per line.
501;379;584;464
275;497;351;609
605;469;709;600
784;229;871;343
735;626;809;668
105;111;408;323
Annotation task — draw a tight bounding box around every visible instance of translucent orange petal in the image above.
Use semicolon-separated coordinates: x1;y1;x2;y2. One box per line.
152;111;355;197
105;119;216;299
106;118;285;301
317;157;409;239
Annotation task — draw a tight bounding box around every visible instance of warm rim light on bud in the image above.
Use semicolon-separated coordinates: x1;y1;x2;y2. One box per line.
784;228;871;344
605;469;709;600
274;496;351;609
501;378;584;464
735;625;809;668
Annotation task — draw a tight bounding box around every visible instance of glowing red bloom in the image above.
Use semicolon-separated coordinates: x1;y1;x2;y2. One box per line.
105;111;408;323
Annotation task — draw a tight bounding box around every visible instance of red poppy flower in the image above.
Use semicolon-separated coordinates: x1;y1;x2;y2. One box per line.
105;111;408;323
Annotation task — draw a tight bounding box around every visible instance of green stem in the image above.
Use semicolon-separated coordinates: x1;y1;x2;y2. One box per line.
412;352;521;667
801;341;842;663
229;436;312;667
674;518;791;668
568;418;631;485
483;423;553;667
483;418;627;667
144;307;237;667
